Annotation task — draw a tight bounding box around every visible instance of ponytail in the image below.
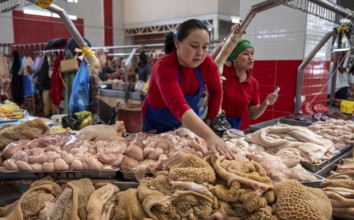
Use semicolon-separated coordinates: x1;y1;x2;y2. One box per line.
164;32;176;54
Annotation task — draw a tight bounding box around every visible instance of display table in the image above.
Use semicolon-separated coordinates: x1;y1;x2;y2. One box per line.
98;88;143;133
0;115;53;128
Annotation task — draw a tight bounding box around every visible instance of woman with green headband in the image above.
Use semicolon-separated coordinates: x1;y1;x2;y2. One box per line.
213;24;278;129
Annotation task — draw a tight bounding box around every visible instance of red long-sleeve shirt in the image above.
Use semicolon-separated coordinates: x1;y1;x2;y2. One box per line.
142;51;222;121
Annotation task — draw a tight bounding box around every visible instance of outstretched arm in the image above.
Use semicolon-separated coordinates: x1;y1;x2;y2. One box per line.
181;109;234;159
248;93;278;119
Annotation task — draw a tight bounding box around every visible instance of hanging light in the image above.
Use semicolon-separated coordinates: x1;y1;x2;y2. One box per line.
331;25;351;52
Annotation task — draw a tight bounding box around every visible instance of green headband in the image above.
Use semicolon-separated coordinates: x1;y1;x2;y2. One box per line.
227;39;253;62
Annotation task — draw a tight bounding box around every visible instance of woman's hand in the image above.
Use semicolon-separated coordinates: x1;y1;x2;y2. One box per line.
181;109;235;160
264;93;278;105
204;134;235;160
231;23;241;34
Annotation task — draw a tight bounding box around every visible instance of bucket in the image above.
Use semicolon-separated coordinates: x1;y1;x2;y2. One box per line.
117;104;142;133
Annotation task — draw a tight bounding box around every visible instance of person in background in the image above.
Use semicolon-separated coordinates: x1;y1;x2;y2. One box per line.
141;50;162;95
10;50;24;106
121;58;138;83
107;57;125;80
142;19;234;159
213;24;278;129
112;56;122;70
22;55;34;98
98;56;123;81
115;57;138;92
97;50;110;81
327;51;350;102
136;51;152;82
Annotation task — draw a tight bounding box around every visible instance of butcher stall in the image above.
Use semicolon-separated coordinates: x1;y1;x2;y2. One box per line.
1;113;354;219
1;0;354;219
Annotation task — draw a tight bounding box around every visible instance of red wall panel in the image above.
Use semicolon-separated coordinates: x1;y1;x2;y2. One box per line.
104;0;113;46
12;10;84;45
240;60;330;130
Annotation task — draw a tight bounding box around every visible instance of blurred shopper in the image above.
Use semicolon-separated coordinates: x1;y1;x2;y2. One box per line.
327;51;350;101
121;58;138;83
136;51;151;82
10;51;24;105
142;19;233;159
213;23;278;129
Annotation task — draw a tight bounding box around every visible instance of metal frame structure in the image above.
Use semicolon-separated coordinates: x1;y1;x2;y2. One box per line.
296;30;336;113
215;0;354;114
124;19;214;36
1;0;98;75
1;0;354;113
1;0;88;50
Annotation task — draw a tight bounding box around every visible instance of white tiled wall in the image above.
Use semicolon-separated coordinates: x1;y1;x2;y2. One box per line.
305;14;334;60
240;0;335;61
0;12;14;44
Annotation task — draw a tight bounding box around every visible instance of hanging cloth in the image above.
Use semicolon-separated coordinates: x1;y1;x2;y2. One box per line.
10;51;24;105
50;51;64;106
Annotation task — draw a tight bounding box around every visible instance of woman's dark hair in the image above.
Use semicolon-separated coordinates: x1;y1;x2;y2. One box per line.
164;19;210;54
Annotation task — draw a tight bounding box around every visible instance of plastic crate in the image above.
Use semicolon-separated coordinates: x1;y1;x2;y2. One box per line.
340;100;354;114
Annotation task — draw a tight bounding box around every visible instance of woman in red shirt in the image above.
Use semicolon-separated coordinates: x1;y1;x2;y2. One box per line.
213;24;278;129
142;19;233;159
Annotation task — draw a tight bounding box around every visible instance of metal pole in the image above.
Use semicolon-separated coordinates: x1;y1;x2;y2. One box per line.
44;4;87;49
124;48;138;103
215;0;289;73
294;30;335;113
240;0;292;34
330;52;339;105
309;0;354;21
90;43;164;51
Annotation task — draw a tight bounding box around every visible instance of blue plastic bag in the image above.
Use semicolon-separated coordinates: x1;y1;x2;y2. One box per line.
68;60;90;114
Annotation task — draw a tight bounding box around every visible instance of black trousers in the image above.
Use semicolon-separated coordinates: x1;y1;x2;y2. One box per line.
335;86;349;99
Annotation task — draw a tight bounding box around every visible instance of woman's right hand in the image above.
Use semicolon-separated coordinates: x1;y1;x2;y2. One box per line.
230;22;246;35
205;134;234;160
231;23;241;33
181;109;235;160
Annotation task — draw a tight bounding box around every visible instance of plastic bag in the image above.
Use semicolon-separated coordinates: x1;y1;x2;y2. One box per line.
209;112;231;137
135;80;145;92
68;60;90;114
61;114;81;130
61;111;92;130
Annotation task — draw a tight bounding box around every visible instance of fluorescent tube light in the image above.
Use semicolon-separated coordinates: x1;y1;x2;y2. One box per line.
23;9;77;20
23;9;51;17
332;47;350;52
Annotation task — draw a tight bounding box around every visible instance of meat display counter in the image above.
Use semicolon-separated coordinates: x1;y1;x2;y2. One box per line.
98;88;143;105
249;116;312;132
315;147;353;177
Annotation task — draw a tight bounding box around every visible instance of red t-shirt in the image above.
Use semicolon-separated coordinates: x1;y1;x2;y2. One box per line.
142;51;222;121
221;64;260;118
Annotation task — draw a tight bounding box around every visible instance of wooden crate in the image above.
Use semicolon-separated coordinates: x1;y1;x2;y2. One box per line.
24;96;35;115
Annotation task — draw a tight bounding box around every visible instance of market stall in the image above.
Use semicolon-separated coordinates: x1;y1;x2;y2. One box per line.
0;115;353;219
1;0;354;219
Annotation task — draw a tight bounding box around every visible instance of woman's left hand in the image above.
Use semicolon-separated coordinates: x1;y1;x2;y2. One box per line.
265;93;278;105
